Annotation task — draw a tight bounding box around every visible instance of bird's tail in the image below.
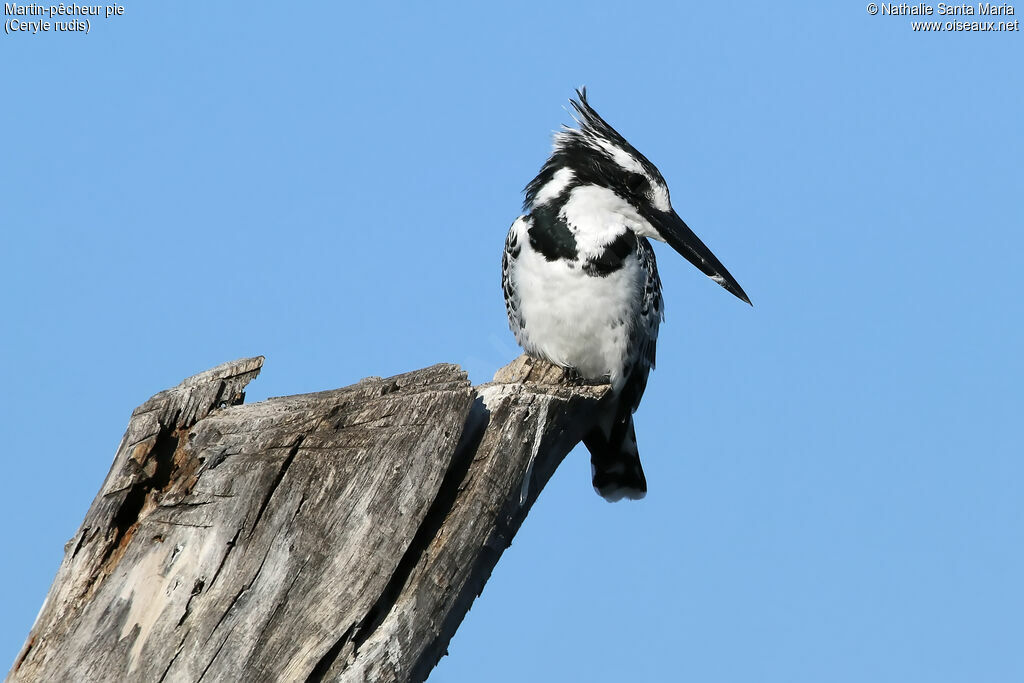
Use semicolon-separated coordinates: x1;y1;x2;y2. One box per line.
584;408;647;502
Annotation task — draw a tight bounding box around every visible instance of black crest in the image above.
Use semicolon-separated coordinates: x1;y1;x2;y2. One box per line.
523;88;666;211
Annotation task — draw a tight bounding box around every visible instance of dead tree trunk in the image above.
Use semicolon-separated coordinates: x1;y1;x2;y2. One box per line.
9;355;609;682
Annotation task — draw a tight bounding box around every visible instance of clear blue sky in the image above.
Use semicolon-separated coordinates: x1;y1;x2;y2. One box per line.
3;2;1022;680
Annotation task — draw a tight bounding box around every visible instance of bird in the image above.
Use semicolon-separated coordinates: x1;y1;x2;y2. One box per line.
502;88;750;502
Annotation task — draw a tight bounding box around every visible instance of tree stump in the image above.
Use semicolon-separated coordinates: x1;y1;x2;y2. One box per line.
9;355;610;682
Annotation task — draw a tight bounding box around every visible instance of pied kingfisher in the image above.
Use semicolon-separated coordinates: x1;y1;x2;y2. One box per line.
502;89;750;502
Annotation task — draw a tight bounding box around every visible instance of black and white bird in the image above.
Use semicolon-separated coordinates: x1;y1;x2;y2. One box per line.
502;89;750;502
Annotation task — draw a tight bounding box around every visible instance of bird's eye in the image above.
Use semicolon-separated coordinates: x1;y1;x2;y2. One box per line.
625;173;648;195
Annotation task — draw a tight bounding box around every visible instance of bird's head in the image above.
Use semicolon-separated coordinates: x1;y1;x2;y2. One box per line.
524;88;750;305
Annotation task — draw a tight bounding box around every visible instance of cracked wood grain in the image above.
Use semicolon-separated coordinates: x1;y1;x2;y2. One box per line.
9;355;609;683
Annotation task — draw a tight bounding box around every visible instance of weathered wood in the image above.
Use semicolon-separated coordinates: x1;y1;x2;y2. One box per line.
9;355;609;682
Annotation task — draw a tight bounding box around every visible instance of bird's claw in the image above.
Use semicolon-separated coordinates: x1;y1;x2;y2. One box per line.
563;367;607;387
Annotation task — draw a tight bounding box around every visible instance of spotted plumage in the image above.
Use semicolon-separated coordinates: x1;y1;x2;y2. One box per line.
503;89;750;501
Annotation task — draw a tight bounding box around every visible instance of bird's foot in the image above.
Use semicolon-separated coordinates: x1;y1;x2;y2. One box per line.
563;367;608;387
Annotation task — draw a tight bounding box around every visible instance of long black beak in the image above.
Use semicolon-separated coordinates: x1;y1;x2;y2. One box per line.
650;208;751;305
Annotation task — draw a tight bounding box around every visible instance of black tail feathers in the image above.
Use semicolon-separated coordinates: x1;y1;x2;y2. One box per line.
584;418;647;502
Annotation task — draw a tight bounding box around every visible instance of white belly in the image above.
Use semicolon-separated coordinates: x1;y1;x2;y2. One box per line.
512;235;644;390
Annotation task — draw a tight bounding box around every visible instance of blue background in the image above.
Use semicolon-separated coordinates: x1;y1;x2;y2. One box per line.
3;2;1022;680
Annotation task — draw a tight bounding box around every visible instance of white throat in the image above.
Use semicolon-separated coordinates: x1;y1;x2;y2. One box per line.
557;185;661;257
